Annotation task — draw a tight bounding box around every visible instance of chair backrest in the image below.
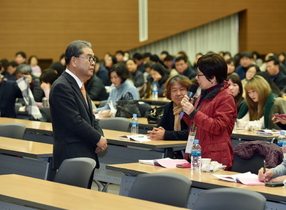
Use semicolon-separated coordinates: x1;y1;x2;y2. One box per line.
0;123;26;139
193;187;266;210
39;107;52;122
98;117;130;132
232;152;264;174
53;157;96;188
128;172;192;208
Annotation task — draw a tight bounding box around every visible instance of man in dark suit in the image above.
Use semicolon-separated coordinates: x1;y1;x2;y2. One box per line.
0;74;22;118
49;40;108;181
266;56;286;91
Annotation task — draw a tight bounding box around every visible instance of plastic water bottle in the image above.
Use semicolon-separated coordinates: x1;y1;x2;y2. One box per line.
152;84;158;100
191;139;202;170
131;114;138;135
277;131;286;158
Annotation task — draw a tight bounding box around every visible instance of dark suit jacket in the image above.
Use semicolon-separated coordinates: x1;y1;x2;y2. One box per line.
0;80;22;117
158;101;189;140
85;74;108;101
50;72;104;170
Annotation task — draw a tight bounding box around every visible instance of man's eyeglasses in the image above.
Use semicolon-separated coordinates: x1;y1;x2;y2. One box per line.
74;56;96;63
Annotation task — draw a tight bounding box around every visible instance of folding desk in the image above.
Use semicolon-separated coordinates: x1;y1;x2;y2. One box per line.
107;162;286;210
0;137;53;179
0;174;187;210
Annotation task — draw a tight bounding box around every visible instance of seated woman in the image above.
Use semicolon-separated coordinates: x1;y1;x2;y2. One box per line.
241;65;260;97
181;53;237;170
147;74;191;140
97;63;139;116
238;75;286;130
126;59;144;88
40;68;59;102
149;63;169;97
227;73;244;113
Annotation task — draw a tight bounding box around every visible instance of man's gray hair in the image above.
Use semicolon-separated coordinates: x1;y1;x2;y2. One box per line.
65;40;92;65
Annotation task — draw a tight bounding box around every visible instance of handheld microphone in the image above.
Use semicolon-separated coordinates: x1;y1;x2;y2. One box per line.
188;84;198;98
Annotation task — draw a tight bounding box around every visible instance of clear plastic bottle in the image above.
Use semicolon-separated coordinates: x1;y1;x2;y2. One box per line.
152;84;158;100
277;131;286;158
131;114;138;135
191;139;202;170
277;131;286;147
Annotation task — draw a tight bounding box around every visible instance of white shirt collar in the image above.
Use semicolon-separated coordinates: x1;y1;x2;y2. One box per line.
65;69;84;88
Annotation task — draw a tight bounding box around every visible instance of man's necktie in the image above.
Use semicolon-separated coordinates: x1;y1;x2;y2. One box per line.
81;85;87;104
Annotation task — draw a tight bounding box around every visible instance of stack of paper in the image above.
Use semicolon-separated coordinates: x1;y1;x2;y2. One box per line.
119;135;151;142
139;158;189;168
213;172;264;185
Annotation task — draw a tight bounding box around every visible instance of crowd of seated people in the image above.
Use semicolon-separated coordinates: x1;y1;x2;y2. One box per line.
1;50;286;131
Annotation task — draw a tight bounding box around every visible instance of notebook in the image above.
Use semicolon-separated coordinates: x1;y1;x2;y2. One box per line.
213;172;264;185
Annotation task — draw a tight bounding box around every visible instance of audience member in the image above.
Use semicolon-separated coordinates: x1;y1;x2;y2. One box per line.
115;50;124;63
160;51;169;62
0;59;9;75
265;56;286;91
49;40;107;182
15;51;27;65
181;53;237;170
50;62;65;76
143;52;152;63
132;52;145;73
223;51;232;61
177;51;192;66
148;74;191;140
278;52;286;67
84;71;108;101
175;56;196;80
252;51;263;67
97;63;139;113
226;58;236;75
192;52;203;70
28;55;41;77
94;56;110;86
256;71;282;97
15;64;44;102
126;58;144;88
227;73;244;113
0;63;22;118
123;51;130;61
149;63;168;97
3;61;18;81
163;55;178;78
39;68;59;103
104;54;117;73
238;75;286;130
241;65;261;96
235;51;254;80
59;53;66;66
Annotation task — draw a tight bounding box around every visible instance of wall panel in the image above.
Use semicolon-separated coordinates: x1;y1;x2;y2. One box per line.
0;0;285;63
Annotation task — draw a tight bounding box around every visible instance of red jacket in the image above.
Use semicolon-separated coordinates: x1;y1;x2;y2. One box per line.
183;81;237;170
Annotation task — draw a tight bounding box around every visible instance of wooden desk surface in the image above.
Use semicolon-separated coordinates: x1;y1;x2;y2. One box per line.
102;129;186;149
0;174;186;210
107;163;286;202
232;129;280;141
0;137;53;158
0;117;53;133
141;97;171;103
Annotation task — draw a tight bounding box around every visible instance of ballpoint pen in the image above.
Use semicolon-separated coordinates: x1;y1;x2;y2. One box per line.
263;160;266;183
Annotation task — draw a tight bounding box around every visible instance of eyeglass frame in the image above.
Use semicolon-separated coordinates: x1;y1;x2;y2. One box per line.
74;55;96;63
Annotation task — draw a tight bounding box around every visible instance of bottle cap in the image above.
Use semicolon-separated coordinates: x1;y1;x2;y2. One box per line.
281;131;285;135
133;114;137;117
194;139;199;143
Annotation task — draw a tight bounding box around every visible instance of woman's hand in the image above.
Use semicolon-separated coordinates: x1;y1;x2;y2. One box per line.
181;95;194;115
272;116;286;125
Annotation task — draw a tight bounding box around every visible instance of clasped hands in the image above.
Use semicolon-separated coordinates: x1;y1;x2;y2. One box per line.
147;126;165;140
95;136;108;153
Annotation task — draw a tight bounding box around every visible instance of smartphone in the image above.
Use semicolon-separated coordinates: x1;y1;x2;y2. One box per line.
265;182;284;187
274;114;286;118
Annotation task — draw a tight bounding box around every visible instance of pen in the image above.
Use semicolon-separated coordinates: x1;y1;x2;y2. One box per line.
263;160;266;183
256;132;273;135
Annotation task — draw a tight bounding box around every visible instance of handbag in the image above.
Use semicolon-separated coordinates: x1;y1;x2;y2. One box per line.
147;106;164;124
115;92;141;118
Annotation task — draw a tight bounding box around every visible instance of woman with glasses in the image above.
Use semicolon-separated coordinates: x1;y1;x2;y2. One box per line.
181;53;237;170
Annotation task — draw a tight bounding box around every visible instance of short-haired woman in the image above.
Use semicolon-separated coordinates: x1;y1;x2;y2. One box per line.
181;53;237;170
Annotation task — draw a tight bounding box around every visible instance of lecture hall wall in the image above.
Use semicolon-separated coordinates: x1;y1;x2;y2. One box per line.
0;0;285;62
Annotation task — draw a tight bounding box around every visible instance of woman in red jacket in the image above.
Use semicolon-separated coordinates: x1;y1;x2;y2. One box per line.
181;53;237;170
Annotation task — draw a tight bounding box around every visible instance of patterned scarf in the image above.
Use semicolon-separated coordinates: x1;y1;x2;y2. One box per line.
173;103;183;131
